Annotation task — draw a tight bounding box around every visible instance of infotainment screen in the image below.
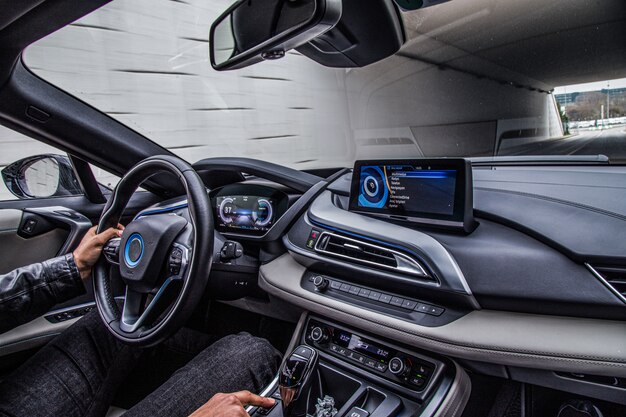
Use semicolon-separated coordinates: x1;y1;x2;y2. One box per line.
349;159;473;230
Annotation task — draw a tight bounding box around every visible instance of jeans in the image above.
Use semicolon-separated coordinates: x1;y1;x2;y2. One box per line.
0;311;281;417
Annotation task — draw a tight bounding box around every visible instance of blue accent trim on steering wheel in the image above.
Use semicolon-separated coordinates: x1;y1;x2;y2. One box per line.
124;233;144;268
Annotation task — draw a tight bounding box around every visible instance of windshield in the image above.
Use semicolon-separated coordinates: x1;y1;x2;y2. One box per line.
23;0;626;168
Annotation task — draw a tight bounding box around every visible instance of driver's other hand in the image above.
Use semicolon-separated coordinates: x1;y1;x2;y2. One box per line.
189;391;275;417
73;224;124;280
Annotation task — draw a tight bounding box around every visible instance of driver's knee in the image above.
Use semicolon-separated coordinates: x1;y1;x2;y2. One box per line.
221;332;282;366
181;332;282;392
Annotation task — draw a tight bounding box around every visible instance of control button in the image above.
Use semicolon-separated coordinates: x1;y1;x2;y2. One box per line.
415;303;445;316
22;219;37;234
346;407;369;417
368;291;381;301
389;357;406;375
415;303;430;313
330;281;342;290
402;299;418;310
309;326;329;344
374;362;387;372
349;286;361;295
364;358;377;368
339;283;351;292
358;288;370;298
168;247;184;275
306;229;321;249
330;344;349;357
271;390;281;400
103;238;121;263
378;294;392;304
415;363;434;377
409;376;426;388
313;275;329;291
348;352;365;364
294;346;313;358
220;241;243;261
429;306;445;316
390;296;404;307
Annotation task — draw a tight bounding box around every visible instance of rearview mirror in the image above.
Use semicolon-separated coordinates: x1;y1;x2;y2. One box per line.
1;154;82;199
210;0;342;71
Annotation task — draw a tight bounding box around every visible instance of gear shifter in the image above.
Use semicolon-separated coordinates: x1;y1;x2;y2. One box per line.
279;345;319;417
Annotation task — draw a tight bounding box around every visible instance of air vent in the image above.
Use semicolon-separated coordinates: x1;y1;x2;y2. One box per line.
586;264;626;304
315;232;431;279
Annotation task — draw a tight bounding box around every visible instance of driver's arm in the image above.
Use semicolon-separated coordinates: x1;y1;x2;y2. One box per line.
0;225;122;333
190;391;276;417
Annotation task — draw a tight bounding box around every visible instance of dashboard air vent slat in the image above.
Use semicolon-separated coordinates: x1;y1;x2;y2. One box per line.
315;232;430;279
586;264;626;304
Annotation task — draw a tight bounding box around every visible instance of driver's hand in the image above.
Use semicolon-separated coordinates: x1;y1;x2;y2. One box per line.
73;224;124;280
189;391;275;417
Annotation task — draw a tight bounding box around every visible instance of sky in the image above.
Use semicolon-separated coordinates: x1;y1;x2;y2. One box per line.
554;77;626;94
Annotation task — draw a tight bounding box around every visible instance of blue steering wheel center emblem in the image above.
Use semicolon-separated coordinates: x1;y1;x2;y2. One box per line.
124;233;144;268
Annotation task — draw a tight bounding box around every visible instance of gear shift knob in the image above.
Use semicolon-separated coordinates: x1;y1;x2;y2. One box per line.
279;345;319;417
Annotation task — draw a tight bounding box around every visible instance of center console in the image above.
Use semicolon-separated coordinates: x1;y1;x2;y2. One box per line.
250;314;470;417
304;318;444;398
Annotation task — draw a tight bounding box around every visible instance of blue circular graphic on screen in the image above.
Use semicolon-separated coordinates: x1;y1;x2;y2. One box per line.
358;166;388;208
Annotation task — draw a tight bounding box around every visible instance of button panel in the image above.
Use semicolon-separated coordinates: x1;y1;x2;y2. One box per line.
45;305;95;323
306;228;321;249
304;274;445;317
305;319;440;392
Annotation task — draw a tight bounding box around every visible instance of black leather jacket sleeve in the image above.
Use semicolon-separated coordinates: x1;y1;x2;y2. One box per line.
0;254;86;333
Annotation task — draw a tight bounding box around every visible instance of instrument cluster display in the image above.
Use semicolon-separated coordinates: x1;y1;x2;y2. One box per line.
216;195;275;234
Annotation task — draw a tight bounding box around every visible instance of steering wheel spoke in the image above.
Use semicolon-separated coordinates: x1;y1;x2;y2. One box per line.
120;276;183;333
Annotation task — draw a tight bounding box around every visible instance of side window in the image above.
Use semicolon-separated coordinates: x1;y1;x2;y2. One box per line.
89;165;147;193
89;164;121;190
0;125;83;200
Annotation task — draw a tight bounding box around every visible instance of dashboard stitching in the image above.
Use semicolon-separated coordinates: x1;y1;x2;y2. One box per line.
259;262;626;367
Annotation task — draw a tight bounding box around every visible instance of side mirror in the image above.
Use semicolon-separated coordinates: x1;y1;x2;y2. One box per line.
210;0;342;71
1;154;82;199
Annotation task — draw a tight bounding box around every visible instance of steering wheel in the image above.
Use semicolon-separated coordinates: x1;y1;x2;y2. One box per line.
93;156;214;346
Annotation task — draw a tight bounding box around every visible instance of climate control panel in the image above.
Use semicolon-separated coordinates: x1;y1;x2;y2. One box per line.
304;318;443;392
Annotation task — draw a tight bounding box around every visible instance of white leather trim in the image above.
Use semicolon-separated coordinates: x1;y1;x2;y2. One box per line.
0;209;22;231
432;363;471;417
259;254;626;377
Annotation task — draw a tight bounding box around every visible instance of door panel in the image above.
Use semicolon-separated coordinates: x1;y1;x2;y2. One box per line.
0;206;92;356
0;208;71;274
0;229;68;274
0;207;90;274
0;193;156;358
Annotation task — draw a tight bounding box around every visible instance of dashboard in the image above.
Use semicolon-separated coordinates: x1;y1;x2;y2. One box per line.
138;157;626;406
211;183;290;236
